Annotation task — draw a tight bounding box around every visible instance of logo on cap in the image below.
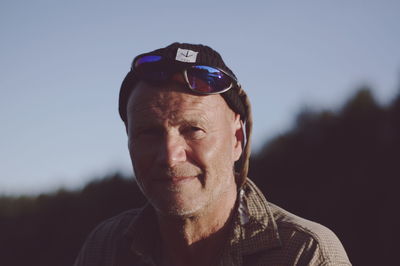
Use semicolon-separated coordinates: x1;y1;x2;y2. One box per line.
175;48;198;63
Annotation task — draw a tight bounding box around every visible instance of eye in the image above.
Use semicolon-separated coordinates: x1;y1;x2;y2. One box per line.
181;126;205;139
135;127;163;138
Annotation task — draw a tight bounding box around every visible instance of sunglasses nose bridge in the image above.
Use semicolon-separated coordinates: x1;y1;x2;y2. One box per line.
170;72;189;86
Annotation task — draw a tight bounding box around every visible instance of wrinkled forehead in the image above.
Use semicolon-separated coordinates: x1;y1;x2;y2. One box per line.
126;80;232;120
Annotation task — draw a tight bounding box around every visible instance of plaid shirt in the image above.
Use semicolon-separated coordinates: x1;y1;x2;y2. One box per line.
74;179;351;265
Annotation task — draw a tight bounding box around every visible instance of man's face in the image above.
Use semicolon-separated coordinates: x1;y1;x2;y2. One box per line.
126;79;243;217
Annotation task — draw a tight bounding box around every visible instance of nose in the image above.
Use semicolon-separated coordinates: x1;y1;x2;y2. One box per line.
156;132;187;167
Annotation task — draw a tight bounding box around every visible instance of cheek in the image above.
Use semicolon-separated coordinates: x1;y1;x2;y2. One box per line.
191;133;235;173
129;139;156;179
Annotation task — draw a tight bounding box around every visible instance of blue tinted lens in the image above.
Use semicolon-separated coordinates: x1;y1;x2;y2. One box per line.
134;55;162;68
187;66;232;93
135;55;170;82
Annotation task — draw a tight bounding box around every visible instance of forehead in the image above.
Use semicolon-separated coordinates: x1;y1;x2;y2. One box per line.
126;81;232;122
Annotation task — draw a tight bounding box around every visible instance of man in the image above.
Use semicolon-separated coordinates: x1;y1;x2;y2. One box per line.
74;43;351;265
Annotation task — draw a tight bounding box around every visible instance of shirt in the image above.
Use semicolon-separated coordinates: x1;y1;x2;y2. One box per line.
74;179;351;265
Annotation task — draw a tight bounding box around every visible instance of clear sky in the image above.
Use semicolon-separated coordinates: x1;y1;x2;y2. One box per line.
1;0;399;195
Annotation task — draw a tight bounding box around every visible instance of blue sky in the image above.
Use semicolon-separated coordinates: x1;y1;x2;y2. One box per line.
1;0;399;195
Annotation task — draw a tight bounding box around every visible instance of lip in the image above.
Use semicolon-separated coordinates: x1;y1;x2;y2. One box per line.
154;175;197;184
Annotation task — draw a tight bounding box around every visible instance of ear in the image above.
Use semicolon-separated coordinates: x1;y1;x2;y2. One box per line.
232;113;244;161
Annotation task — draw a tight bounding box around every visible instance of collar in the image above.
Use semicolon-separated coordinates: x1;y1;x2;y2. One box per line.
124;203;160;264
229;179;282;255
124;179;282;265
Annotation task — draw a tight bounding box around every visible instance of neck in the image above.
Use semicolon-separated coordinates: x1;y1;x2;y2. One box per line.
156;184;237;266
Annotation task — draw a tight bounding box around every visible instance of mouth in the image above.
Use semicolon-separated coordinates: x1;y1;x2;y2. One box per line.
170;176;197;183
154;175;197;184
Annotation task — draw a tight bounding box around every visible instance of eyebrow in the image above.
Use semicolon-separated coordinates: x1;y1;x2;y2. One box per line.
176;116;209;129
131;111;211;131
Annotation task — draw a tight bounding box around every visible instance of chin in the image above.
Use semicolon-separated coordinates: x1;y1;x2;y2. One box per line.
152;199;205;218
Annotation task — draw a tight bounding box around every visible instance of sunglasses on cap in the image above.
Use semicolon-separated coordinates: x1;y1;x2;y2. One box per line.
132;55;240;94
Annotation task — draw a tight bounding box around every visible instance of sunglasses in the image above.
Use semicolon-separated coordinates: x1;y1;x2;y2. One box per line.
132;55;239;94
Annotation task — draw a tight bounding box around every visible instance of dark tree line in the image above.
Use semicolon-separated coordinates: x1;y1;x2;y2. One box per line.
250;87;400;265
0;176;146;266
1;87;399;266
